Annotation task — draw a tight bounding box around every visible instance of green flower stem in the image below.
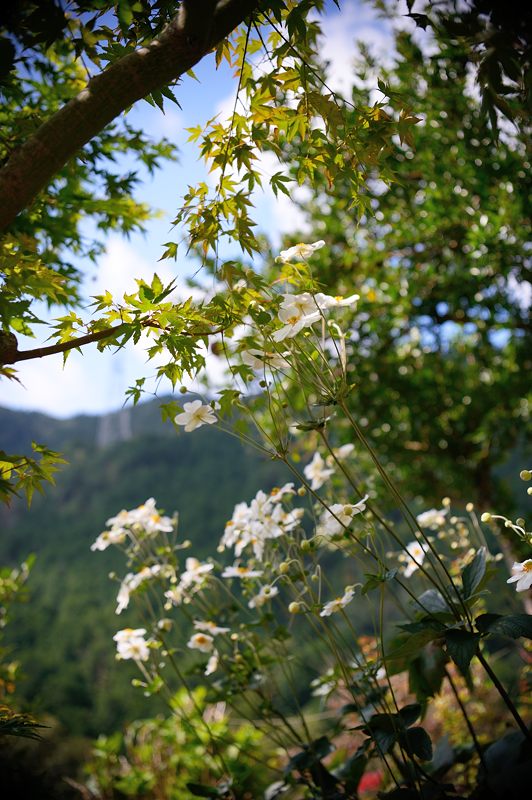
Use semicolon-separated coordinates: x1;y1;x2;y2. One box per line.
476;647;531;742
339;400;473;625
443;666;486;768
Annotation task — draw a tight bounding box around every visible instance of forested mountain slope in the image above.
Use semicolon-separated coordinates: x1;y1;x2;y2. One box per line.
0;400;285;735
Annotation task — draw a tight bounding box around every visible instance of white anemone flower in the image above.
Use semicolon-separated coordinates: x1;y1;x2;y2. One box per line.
320;587;356;617
269;482;296;502
416;508;448;529
91;528;127;551
275;240;325;263
174;400;217;432
194;620;230;635
272;311;321;342
507;559;532;592
304;452;335;490
221;564;264;579
403;541;429;577
180;557;214;587
115;565;161;614
248;584;279;609
315;292;359;309
241;348;290;371
326;443;355;465
205;650;219;675
113;628;150;661
187;632;215;653
317;496;369;536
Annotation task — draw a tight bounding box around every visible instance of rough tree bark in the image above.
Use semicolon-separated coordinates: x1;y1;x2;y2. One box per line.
0;0;260;232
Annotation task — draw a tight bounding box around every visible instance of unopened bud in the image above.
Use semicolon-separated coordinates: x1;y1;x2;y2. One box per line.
519;470;531;481
516;518;525;528
300;539;311;552
288;601;301;614
297;486;307;496
480;512;491;523
279;562;290;574
179;386;187;394
466;502;474;512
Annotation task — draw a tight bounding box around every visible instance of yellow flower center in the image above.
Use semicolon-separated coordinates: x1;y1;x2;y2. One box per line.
523;560;532;572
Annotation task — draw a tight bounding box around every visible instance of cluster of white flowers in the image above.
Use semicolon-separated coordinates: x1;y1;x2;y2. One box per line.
116;564;162;614
316;496;369;537
220;484;303;561
164;557;214;607
91;497;174;551
272;290;359;343
241;348;290;371
187;620;230;675
416;508;447;529
401;540;430;578
304;452;335;490
248;583;279;609
113;628;150;662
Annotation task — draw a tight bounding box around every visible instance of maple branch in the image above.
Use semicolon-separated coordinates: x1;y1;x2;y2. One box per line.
1;319;232;365
0;0;260;231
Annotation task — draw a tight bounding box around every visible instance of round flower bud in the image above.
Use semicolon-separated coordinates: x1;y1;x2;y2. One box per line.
288;602;301;614
516;518;525;528
279;562;290;574
157;618;173;632
519;470;531;481
179;386;188;394
528;487;532;496
442;497;451;507
466;502;474;512
297;486;307;497
480;512;491;523
300;539;311;552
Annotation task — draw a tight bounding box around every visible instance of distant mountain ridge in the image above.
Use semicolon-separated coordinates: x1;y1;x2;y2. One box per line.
0;398;286;735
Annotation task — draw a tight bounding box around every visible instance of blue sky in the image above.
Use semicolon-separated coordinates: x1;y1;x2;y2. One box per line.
1;0;400;418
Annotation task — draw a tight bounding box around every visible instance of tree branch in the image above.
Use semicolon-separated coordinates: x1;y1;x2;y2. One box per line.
1;318;232;365
0;0;260;231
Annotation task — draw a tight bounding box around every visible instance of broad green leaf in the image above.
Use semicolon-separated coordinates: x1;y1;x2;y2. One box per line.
461;547;487;599
444;629;480;675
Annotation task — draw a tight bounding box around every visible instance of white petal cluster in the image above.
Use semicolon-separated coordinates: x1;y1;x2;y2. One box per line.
326;443;354;465
241;348;290;371
416;508;448;529
304;452;335;490
164;557;214;607
113;628;150;662
320;587;356;617
220;486;303;560
402;540;429;577
187;632;215;653
116;564;162;614
272;290;359;342
194;620;230;636
174;400;217;432
221;564;264;579
92;498;174;551
275;240;325;263
248;584;279;609
317;496;369;537
507;559;532;592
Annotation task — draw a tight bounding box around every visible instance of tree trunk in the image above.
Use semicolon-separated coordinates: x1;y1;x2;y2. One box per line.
0;0;259;231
